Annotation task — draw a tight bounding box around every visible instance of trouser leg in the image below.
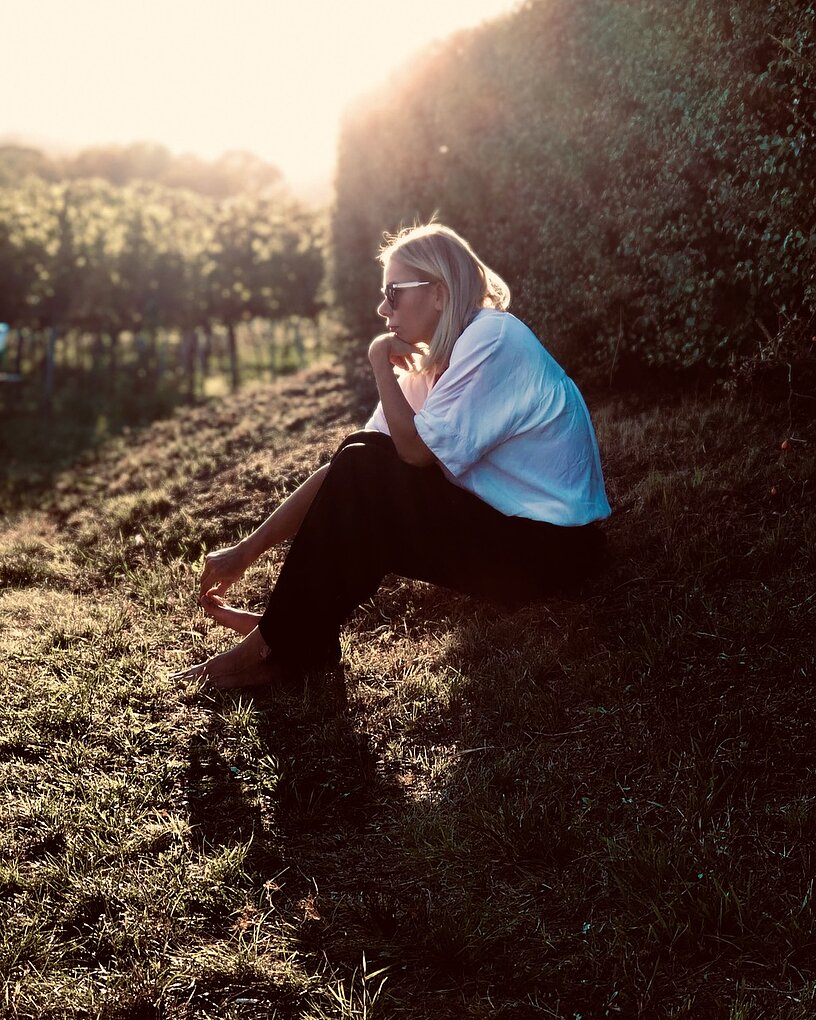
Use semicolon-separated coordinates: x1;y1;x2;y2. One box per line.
258;431;604;676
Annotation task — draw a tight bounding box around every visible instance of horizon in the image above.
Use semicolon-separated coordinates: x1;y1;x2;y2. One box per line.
0;130;335;204
2;0;522;196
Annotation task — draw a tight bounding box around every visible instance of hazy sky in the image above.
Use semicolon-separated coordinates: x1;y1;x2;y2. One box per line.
2;0;521;188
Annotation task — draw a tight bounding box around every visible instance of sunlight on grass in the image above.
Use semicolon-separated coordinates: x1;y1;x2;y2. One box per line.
1;365;814;1018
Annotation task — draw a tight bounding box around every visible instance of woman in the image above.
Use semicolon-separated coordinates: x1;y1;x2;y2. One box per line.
173;223;611;688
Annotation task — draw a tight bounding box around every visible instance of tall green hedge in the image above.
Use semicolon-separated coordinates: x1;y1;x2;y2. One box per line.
331;0;815;381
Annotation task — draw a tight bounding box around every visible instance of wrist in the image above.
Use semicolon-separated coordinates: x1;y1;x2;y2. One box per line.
235;535;259;568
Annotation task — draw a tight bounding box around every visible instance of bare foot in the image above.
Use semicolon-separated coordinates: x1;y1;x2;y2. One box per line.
171;627;276;689
196;659;279;690
200;592;262;636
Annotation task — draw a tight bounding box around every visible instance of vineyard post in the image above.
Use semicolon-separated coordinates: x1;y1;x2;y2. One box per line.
227;321;239;391
42;325;59;414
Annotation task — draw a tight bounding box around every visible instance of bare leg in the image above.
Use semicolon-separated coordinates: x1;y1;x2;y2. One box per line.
200;593;262;636
170;627;276;690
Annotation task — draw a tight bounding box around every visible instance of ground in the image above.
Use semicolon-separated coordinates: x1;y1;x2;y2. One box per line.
1;362;814;1019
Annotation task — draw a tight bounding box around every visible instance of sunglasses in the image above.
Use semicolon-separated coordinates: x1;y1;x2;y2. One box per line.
381;280;430;310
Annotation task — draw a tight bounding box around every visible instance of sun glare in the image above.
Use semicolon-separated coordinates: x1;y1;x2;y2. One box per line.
3;0;521;189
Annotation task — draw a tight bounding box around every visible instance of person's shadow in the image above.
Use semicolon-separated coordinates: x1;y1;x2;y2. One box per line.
180;571;621;1015
183;671;410;1013
186;676;389;849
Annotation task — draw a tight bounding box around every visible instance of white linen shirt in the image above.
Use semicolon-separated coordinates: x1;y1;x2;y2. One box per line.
365;308;612;526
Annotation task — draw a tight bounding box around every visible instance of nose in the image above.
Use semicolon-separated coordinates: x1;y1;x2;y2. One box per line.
377;295;391;319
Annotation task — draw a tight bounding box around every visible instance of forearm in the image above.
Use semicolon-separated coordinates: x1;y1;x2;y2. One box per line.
369;352;435;467
240;463;330;562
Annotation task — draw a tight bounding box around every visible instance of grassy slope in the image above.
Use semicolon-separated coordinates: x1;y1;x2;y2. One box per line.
1;363;814;1020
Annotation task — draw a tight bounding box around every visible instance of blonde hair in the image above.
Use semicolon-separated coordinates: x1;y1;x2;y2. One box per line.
379;222;510;376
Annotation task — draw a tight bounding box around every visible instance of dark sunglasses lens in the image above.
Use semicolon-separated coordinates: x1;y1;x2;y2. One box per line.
385;284;397;309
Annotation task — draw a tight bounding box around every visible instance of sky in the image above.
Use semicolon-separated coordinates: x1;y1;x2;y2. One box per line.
2;0;522;192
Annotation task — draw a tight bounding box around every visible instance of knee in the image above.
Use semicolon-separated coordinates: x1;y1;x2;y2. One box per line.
331;432;400;474
324;433;404;497
333;430;397;460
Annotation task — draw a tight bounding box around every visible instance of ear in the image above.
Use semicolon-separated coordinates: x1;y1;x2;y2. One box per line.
433;282;446;311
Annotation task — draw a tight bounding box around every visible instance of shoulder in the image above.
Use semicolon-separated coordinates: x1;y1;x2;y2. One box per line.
454;309;556;369
451;309;521;360
463;309;542;345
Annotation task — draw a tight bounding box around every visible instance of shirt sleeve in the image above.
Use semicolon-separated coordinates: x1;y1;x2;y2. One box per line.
414;315;533;477
365;400;389;433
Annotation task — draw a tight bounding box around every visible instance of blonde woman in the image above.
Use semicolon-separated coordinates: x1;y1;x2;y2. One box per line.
174;223;611;688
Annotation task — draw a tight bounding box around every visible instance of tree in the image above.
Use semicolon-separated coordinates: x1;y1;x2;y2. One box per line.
332;0;816;379
204;195;323;389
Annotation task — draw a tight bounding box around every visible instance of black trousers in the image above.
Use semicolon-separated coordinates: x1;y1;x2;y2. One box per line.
258;431;605;676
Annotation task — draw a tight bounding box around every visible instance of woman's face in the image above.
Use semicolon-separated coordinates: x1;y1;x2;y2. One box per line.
377;257;444;345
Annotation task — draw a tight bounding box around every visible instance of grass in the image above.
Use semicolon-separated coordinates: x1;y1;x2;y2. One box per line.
1;358;815;1018
0;316;338;513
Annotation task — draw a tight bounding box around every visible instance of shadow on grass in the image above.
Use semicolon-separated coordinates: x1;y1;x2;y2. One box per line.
185;674;389;850
181;672;411;1016
173;587;816;1018
366;576;816;1017
171;387;816;1017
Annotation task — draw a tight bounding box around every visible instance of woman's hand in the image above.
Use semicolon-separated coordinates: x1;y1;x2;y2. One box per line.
368;332;426;373
198;542;251;601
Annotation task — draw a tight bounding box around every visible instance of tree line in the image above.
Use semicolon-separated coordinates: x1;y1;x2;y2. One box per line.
332;0;816;386
0;142;285;199
0;170;324;409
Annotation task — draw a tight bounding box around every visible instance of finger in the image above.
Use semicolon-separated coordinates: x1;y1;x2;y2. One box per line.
199;574;221;598
203;584;227;606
